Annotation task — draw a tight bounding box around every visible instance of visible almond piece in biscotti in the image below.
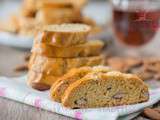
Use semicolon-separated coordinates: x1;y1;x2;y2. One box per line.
27;70;59;91
62;71;149;109
29;54;104;76
34;24;91;47
50;66;112;102
32;40;104;58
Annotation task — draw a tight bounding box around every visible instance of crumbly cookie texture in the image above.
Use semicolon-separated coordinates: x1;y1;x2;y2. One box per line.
35;24;91;47
32;40;104;58
27;70;59;91
29;54;104;76
50;66;112;102
62;71;149;109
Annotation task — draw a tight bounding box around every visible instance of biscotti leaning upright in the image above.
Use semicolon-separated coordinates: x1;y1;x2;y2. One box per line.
35;24;91;47
28;24;105;91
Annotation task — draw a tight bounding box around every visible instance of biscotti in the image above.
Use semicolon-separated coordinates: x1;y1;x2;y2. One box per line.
21;0;37;17
34;1;75;23
32;40;104;58
10;15;37;35
35;7;81;25
29;54;104;76
50;67;92;102
62;71;149;108
22;0;86;13
50;66;112;102
34;24;91;47
37;0;74;9
27;70;59;91
0;15;19;33
70;0;87;9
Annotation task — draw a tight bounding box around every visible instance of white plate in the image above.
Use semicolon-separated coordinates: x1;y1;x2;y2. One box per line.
0;1;33;49
0;32;33;49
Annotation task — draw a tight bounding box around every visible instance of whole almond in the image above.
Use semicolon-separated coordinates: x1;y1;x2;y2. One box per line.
143;108;160;120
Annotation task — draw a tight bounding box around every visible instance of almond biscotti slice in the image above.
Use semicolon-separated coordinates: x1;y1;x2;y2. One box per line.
34;24;90;47
50;66;112;102
15;16;37;36
50;67;92;102
32;40;104;58
62;71;149;109
29;54;104;76
27;70;59;91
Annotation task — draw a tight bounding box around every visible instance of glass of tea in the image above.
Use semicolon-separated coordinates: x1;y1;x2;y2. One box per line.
111;0;160;56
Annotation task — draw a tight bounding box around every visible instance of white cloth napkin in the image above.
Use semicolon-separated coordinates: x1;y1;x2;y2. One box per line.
0;76;160;120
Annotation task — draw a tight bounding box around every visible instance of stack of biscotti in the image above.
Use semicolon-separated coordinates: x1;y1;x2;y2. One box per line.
27;24;105;91
21;0;87;18
50;66;149;109
34;0;82;25
1;0;101;36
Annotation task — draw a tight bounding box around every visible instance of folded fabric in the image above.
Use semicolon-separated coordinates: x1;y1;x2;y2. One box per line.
0;76;160;120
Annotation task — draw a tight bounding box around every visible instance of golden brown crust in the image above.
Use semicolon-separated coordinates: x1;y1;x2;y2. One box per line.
34;24;91;47
5;15;37;35
22;0;87;12
29;54;105;76
36;0;74;9
50;67;92;102
21;7;36;18
32;40;104;58
27;70;59;90
61;71;149;108
0;15;20;33
28;53;36;68
21;0;37;17
18;16;37;35
50;66;112;102
35;7;82;25
68;0;87;9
